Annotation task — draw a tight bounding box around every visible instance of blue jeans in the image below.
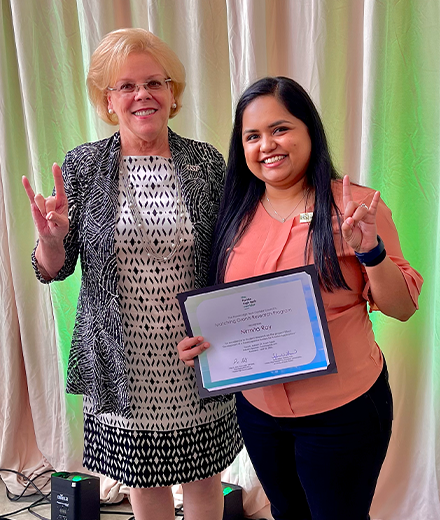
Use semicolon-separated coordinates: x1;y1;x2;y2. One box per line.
235;364;393;520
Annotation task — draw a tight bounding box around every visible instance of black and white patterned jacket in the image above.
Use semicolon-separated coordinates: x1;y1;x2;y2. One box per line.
33;128;226;418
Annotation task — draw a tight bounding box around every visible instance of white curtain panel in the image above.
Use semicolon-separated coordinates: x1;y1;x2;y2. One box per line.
1;1;438;519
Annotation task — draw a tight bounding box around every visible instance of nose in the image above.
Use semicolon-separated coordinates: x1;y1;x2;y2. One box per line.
134;84;152;98
260;133;276;153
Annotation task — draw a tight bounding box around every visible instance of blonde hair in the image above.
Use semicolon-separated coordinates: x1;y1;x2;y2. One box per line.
87;28;186;125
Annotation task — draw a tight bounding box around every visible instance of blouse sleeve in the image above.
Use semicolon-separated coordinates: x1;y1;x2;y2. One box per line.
357;192;423;310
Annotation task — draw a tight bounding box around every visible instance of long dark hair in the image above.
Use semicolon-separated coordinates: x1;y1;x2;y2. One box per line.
210;76;349;291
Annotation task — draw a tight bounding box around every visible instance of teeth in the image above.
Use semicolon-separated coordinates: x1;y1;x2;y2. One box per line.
134;109;156;116
263;155;285;164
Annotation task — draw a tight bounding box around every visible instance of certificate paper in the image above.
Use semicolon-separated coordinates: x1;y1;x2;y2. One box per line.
177;266;336;397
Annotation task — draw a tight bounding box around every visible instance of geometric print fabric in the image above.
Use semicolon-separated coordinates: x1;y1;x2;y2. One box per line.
83;408;243;487
83;156;242;486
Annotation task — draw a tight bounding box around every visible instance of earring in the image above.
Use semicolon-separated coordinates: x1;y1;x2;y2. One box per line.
171;103;177;109
108;109;114;114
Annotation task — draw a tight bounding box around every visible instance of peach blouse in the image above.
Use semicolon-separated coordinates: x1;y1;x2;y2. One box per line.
225;180;423;417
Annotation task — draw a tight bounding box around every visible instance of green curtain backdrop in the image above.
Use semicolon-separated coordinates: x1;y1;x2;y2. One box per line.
0;1;438;518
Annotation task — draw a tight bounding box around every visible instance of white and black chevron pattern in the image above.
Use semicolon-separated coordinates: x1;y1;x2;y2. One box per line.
83;408;242;487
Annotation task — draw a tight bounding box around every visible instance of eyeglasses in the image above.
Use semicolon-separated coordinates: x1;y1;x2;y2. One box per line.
107;78;172;95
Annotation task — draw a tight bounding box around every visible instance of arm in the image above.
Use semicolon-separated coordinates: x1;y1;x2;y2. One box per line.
22;163;69;281
364;255;417;321
341;175;417;321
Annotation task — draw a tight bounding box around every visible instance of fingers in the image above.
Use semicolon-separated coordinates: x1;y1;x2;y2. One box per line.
23;170;69;240
46;209;69;229
342;175;365;222
345;191;380;225
177;336;210;367
52;163;67;199
23;163;67;212
332;213;351;236
341;216;355;241
22;166;64;211
45;195;58;214
347;202;369;223
369;190;380;216
342;175;353;210
22;176;36;204
34;193;47;218
341;202;370;244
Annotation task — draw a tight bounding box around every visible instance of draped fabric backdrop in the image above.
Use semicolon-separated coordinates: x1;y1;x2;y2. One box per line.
0;0;438;518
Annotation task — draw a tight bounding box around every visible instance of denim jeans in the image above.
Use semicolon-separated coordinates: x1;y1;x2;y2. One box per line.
235;363;393;520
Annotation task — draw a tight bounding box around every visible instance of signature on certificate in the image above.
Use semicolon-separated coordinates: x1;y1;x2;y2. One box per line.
272;349;298;361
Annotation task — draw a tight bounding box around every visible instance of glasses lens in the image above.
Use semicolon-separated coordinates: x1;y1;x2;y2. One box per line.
146;79;166;90
118;83;136;93
111;78;170;94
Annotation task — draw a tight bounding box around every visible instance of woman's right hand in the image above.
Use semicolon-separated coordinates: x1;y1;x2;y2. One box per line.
22;163;69;245
177;336;210;367
22;163;68;280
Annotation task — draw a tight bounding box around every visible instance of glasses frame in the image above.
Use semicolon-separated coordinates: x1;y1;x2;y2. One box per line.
107;78;172;94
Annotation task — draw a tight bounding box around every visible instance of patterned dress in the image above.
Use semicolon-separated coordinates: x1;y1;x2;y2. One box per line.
82;156;242;487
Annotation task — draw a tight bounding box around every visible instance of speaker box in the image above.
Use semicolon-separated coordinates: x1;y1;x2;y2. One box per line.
51;472;100;520
222;481;244;520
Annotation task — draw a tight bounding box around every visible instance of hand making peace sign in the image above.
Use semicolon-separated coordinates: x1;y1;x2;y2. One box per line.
341;175;381;254
22;163;69;246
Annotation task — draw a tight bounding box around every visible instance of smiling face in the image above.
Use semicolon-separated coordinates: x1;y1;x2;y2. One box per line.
241;95;312;192
107;52;175;155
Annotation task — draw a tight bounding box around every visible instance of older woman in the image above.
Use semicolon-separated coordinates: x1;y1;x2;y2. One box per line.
22;28;242;520
179;76;423;520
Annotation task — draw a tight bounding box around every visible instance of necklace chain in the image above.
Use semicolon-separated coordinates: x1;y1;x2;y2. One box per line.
120;159;185;261
265;190;308;222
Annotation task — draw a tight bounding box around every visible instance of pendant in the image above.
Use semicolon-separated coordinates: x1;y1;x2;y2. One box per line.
300;212;313;223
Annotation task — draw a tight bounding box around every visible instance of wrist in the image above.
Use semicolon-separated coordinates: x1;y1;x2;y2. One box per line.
354;235;386;267
34;254;56;281
35;240;65;279
38;235;66;256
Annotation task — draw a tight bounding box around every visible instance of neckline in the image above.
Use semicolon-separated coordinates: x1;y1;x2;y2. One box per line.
122;155;173;160
259;199;313;223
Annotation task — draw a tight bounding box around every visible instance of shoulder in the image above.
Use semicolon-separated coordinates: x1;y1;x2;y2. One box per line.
64;133;120;167
168;128;225;166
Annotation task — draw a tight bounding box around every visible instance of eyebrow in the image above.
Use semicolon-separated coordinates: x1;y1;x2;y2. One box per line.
116;74;164;83
242;119;292;134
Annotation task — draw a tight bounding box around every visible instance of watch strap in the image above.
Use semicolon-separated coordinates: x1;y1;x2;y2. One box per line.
354;235;386;267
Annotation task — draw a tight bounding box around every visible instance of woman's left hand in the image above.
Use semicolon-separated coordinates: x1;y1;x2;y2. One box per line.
177;336;210;368
341;175;381;253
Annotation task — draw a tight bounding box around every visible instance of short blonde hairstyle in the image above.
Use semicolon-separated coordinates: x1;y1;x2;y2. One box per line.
87;28;186;125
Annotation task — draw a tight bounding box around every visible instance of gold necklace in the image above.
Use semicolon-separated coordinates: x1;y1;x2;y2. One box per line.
265;190;307;222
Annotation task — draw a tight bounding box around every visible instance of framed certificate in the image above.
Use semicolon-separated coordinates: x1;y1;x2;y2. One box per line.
177;265;336;397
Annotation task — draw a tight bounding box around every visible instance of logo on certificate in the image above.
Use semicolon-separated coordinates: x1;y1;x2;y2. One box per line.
241;295;256;309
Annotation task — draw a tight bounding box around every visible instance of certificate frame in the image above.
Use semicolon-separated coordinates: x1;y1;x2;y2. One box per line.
177;265;336;397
